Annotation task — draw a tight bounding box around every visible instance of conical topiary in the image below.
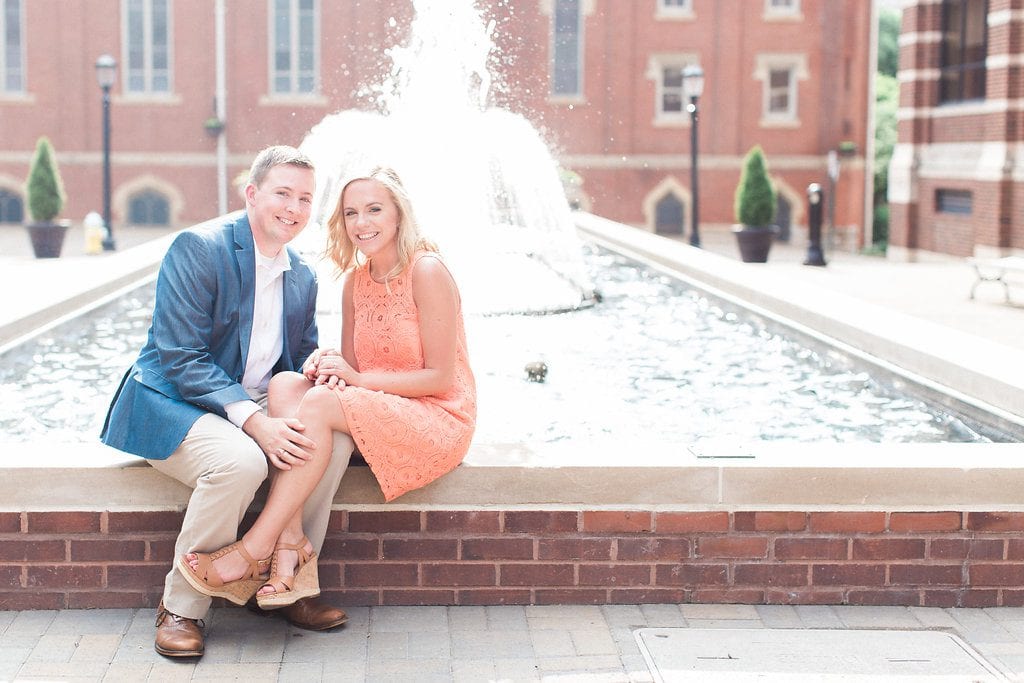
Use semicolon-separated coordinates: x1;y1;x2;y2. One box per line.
734;145;776;227
26;136;66;223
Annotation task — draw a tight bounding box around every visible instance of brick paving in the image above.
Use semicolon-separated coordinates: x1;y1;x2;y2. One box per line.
2;603;1024;681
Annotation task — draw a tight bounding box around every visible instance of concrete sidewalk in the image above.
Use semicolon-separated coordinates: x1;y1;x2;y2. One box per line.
3;603;1024;681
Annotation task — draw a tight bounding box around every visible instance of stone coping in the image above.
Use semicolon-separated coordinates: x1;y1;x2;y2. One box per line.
5;440;1024;511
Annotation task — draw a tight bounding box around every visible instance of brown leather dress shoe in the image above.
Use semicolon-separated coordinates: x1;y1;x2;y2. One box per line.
155;601;204;658
249;596;347;631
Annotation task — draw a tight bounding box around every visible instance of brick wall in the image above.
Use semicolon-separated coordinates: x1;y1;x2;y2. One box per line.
4;508;1024;610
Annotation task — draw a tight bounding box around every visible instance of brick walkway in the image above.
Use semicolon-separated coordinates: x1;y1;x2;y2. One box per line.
3;603;1024;681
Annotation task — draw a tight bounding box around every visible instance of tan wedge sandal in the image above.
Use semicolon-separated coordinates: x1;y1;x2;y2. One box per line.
176;541;270;606
255;537;320;610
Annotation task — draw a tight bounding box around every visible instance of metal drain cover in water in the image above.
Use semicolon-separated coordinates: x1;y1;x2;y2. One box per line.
635;628;1005;681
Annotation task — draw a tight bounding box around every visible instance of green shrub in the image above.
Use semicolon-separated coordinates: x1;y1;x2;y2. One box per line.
872;203;890;246
26;136;66;223
734;145;776;226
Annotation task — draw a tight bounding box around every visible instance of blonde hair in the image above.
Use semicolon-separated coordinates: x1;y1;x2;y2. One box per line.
325;166;437;280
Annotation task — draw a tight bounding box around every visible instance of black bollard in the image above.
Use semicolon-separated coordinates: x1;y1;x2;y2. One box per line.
804;183;827;266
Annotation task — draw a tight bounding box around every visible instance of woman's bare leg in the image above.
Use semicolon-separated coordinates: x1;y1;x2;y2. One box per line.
182;373;350;585
251;377;352;594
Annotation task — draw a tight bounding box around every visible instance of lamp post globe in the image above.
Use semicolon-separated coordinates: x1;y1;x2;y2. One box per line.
682;64;705;248
95;54;117;251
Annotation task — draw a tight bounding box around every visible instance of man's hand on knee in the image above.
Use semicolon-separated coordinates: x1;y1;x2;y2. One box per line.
241;412;317;471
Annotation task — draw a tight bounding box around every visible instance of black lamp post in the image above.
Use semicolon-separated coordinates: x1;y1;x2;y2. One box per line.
804;183;827;266
95;54;117;251
682;64;705;248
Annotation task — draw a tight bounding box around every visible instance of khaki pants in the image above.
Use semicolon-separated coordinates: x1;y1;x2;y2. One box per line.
150;412;353;619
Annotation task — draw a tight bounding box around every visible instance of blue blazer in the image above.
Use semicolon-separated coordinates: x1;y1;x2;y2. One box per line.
101;212;319;460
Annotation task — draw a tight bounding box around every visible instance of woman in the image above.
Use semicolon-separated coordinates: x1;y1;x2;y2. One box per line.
179;166;476;608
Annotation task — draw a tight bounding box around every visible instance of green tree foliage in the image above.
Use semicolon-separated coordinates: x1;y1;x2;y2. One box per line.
26;137;66;223
874;74;898;202
873;74;898;246
734;145;776;226
877;8;901;77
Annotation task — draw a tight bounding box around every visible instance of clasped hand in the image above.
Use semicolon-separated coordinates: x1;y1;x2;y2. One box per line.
302;348;354;388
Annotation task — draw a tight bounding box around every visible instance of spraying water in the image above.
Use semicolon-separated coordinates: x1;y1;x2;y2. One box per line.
299;0;595;314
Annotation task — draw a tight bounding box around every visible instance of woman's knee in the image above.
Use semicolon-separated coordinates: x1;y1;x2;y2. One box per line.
268;371;313;415
299;386;349;431
268;371;309;401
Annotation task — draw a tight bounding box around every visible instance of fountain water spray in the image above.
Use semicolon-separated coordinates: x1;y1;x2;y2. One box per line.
299;0;595;314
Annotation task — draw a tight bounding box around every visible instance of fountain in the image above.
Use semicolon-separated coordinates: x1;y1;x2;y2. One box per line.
4;1;1024;614
0;1;1015;448
298;0;595;315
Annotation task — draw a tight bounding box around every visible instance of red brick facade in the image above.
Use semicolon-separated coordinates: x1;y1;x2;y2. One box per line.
5;508;1024;610
0;0;871;246
889;0;1024;259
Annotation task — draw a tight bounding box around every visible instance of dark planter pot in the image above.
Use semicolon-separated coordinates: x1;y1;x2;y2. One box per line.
27;221;70;259
732;224;778;263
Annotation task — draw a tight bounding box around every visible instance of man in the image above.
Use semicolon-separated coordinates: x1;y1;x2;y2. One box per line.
101;145;352;658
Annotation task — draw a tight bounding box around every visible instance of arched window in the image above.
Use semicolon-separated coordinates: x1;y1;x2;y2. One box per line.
654;192;684;235
127;190;170;226
0;189;24;224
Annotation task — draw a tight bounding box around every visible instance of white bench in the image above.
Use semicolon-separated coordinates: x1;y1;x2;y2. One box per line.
968;256;1024;303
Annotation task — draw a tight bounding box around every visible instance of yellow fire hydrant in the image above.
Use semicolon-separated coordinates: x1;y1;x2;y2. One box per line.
84;212;105;255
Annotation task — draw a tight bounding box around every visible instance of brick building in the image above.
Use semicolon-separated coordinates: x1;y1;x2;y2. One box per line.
888;0;1024;260
0;0;872;248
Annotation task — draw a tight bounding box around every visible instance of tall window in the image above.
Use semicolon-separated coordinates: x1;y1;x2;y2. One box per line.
271;0;317;95
124;0;171;94
755;54;807;125
767;67;795;117
940;0;987;103
551;0;581;97
1;0;24;93
660;66;685;115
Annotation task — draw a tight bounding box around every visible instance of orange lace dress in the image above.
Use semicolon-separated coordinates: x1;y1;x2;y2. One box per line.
333;252;477;501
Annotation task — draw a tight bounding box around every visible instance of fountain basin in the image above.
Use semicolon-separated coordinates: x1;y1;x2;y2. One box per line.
2;216;1023;610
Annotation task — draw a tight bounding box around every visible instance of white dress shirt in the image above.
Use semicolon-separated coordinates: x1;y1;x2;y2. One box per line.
225;248;291;427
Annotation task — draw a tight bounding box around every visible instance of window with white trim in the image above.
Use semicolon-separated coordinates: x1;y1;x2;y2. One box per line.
124;0;171;94
656;0;693;20
551;0;581;97
660;0;691;11
765;0;800;16
754;54;807;125
767;67;795;117
1;0;24;93
661;65;685;115
940;0;987;102
646;53;697;124
271;0;318;95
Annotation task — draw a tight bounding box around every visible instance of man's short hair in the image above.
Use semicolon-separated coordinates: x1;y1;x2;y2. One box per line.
248;145;314;188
